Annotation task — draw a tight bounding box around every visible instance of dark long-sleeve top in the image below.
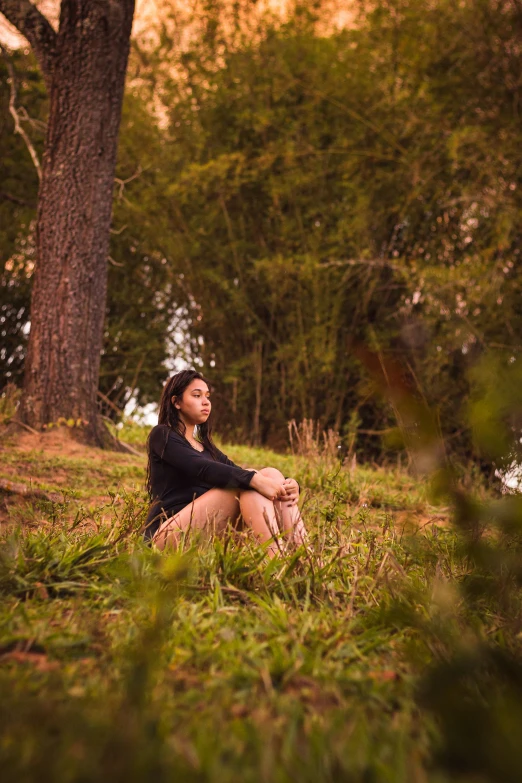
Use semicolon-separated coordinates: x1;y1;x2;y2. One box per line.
144;425;255;541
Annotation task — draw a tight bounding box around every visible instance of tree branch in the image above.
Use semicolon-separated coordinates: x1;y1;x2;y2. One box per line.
0;191;36;208
114;165;146;200
0;0;57;86
0;476;62;503
0;45;42;180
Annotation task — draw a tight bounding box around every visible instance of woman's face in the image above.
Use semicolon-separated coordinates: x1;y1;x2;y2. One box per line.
174;378;211;427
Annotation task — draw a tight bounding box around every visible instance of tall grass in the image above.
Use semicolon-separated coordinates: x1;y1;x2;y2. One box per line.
2;402;522;781
0;457;437;782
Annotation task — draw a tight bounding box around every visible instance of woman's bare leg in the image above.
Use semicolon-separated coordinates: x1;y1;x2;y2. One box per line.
275;496;308;547
240;467;307;555
238;487;280;558
259;466;307;546
153;488;240;551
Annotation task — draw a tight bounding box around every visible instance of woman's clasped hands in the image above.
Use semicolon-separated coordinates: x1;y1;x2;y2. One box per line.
249;472;299;505
280;478;299;506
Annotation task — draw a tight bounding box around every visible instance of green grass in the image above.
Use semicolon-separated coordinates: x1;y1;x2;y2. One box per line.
1;428;514;782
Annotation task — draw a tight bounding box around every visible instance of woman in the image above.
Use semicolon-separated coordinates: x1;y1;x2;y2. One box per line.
144;369;307;556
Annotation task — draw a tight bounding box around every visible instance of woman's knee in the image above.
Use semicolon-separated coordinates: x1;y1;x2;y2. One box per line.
257;466;284;481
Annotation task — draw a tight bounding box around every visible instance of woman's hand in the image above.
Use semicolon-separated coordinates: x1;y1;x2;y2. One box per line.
249;472;286;502
280;478;299;506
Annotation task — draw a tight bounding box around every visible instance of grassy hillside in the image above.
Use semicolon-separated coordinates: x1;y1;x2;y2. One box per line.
0;424;489;782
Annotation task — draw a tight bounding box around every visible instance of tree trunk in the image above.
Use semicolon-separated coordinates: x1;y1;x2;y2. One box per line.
16;1;135;444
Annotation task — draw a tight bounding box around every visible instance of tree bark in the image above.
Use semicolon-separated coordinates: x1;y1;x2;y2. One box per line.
1;1;135;444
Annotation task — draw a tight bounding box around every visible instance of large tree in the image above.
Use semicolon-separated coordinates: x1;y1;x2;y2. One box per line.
0;0;135;443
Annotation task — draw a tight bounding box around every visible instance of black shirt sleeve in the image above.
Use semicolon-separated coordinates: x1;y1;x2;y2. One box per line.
150;427;255;490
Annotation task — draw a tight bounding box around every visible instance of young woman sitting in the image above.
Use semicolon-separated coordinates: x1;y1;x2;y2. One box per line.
144;370;307;556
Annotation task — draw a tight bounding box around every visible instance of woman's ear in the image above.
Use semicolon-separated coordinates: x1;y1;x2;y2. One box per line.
172;395;180;409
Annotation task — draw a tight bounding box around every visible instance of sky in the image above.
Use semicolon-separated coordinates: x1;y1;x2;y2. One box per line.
0;1;355;48
0;0;161;48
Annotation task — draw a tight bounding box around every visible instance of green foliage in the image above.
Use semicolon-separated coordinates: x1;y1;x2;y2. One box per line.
0;50;43;387
149;4;408;447
99;91;186;416
128;0;522;463
0;490;427;782
2;1;521;465
0;383;21;425
375;344;522;780
0;527;118;599
0;431;437;781
469;354;522;469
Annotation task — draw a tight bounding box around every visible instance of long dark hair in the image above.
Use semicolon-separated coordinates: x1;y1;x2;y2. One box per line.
146;369;218;500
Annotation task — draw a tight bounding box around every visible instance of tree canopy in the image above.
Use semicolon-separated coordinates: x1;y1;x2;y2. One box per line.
2;0;521;464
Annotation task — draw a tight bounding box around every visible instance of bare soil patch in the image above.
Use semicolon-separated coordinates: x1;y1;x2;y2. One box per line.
9;429;115;461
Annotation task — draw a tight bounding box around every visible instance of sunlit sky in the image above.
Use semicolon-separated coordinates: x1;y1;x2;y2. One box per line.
0;1;166;47
0;1;354;48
